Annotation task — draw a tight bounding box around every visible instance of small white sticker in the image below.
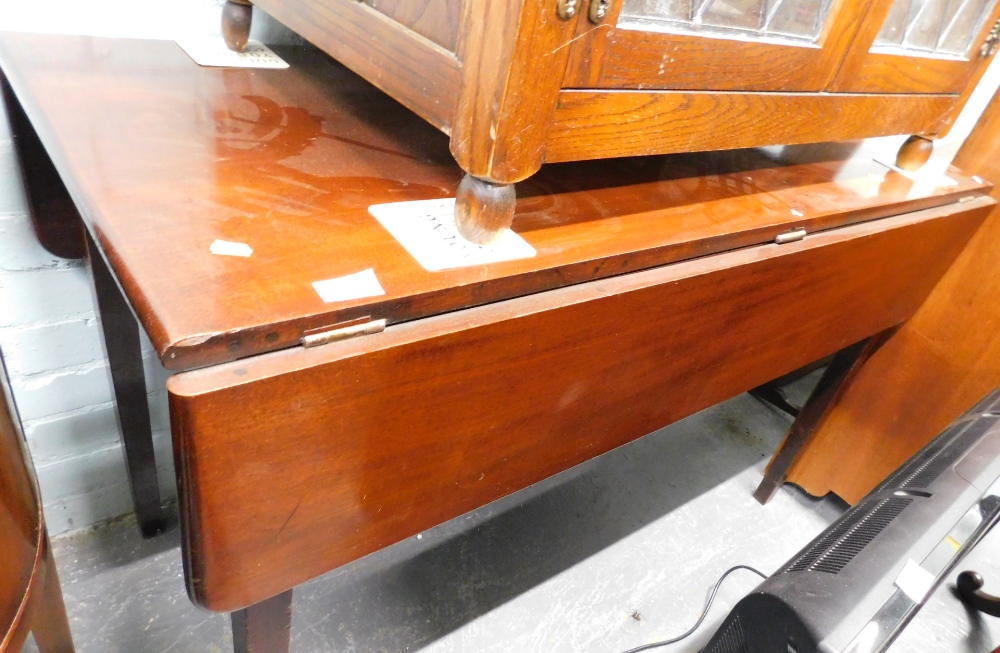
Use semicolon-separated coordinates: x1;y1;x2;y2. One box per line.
176;39;289;69
312;269;385;303
209;239;253;257
369;198;536;272
894;559;935;604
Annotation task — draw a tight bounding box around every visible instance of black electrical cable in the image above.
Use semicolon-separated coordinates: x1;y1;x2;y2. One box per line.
617;564;769;653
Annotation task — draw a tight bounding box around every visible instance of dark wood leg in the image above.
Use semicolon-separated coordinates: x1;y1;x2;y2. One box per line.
30;535;75;653
754;333;892;504
455;174;516;245
232;590;293;653
895;135;934;172
222;0;253;52
87;232;165;538
1;74;85;259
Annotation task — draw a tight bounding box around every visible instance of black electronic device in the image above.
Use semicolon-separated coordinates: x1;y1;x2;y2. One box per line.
704;388;1000;653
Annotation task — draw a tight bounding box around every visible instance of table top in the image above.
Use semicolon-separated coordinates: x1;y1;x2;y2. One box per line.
0;32;989;370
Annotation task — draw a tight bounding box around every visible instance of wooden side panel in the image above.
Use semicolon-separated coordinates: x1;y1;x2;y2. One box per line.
169;200;988;612
545;91;956;163
252;0;460;132
786;90;1000;504
362;0;462;51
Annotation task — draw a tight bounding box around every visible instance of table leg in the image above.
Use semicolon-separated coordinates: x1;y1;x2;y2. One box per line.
232;590;293;653
1;74;85;260
754;331;894;504
87;233;166;538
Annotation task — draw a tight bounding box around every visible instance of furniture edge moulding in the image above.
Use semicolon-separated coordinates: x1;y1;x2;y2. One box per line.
245;0;462;134
544;90;958;162
167;196;990;613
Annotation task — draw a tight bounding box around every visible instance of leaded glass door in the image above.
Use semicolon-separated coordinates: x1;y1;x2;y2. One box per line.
831;0;1000;93
562;0;873;91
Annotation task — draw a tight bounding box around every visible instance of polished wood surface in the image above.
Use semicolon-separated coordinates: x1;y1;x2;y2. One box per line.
169;198;989;612
546;91;954;162
0;352;74;652
0;32;989;372
785;88;1000;504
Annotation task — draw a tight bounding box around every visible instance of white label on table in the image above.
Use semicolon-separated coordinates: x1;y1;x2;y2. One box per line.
209;239;253;257
368;198;536;272
175;39;289;69
312;269;385;303
894;558;935;604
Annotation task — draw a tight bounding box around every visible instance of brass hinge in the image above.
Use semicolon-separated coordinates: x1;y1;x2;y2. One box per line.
301;318;386;348
982;17;1000;57
775;228;807;244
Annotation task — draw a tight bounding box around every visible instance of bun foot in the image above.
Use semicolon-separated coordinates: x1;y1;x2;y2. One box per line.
222;0;253;52
895;135;934;172
455;175;516;245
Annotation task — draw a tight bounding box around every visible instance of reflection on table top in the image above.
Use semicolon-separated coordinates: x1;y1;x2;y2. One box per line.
0;31;988;370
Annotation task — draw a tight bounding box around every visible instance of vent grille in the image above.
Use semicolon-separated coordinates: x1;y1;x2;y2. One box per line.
785;497;912;575
705;614;749;653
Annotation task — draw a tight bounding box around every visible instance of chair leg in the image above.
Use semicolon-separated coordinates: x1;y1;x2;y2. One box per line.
30;535;75;653
754;330;894;504
232;590;293;653
87;233;166;538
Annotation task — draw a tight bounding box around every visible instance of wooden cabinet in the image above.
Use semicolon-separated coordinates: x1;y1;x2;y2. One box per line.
222;0;1000;242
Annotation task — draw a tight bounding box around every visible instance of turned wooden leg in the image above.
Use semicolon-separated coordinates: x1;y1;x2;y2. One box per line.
30;534;75;653
455;174;516;245
87;232;166;538
222;0;253;52
232;590;293;653
895;135;934;172
2;75;85;259
754;333;893;504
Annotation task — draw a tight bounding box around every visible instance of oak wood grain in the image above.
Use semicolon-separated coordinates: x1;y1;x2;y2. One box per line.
450;0;578;183
169;198;989;612
252;0;460;131
830;1;1000;95
362;0;462;51
785;87;1000;504
546;90;956;162
3;33;986;371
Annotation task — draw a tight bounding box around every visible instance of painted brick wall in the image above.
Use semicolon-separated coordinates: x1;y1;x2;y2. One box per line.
0;1;996;535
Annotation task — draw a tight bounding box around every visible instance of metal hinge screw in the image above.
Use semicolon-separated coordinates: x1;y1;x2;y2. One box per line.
589;0;610;23
981;17;1000;57
557;0;579;19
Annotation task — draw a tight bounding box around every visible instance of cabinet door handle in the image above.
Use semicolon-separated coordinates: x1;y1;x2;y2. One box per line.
981;17;1000;57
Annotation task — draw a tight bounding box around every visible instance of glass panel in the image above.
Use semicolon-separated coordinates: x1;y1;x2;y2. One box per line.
619;0;833;43
873;0;998;56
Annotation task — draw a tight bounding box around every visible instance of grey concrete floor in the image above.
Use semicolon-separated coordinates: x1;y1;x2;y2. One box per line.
32;388;1000;653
